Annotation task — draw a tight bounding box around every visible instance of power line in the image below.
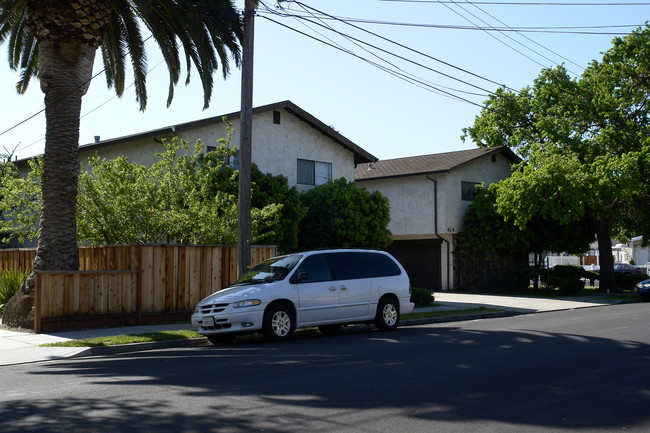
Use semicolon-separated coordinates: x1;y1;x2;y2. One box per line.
439;0;552;70
275;2;510;91
462;0;585;71
260;13;486;106
262;6;641;35
376;0;650;5
273;1;489;98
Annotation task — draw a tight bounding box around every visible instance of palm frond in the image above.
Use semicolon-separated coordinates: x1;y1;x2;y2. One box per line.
0;0;242;109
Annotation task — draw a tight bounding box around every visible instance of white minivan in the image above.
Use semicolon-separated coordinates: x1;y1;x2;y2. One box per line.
191;249;414;344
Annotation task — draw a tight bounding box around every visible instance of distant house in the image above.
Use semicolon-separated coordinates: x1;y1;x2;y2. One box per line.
16;100;377;192
631;237;649;269
355;146;521;291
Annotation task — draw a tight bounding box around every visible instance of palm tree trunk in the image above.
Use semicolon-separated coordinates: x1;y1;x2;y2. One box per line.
2;39;97;329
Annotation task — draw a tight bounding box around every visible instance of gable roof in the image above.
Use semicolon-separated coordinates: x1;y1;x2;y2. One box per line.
15;101;376;169
354;146;521;181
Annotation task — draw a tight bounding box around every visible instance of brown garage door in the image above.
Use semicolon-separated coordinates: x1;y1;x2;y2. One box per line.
387;239;442;291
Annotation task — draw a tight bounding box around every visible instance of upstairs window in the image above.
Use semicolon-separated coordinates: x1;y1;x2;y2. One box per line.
461;181;480;201
297;159;332;186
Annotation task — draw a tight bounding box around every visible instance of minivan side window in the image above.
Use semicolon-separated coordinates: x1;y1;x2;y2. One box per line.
292;254;332;283
325;252;401;280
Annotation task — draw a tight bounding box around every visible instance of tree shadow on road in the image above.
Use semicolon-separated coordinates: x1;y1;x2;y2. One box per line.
3;312;650;432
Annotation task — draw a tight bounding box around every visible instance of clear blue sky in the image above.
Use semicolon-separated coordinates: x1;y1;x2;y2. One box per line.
0;0;647;161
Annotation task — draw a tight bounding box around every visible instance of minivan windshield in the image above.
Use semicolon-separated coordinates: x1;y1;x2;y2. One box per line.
231;254;303;286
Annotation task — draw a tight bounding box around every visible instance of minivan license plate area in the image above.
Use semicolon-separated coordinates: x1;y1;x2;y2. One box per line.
201;317;215;327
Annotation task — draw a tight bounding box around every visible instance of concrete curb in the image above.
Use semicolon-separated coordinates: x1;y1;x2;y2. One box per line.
86;336;209;356
66;311;520;358
400;310;521;326
57;301;637;359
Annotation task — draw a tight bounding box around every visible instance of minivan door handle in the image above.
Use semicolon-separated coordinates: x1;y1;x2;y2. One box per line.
328;286;337;292
339;285;347;291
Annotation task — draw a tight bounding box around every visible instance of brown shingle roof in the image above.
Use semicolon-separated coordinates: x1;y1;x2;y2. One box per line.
354;146;520;181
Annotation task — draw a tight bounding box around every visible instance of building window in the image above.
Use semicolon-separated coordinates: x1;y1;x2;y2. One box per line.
206;145;239;169
273;110;281;125
297;159;332;186
461;181;480;201
229;150;240;170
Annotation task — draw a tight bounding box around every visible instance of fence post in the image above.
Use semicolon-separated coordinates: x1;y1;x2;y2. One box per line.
33;272;41;333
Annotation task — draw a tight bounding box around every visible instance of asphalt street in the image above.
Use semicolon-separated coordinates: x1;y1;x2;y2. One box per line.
1;302;649;433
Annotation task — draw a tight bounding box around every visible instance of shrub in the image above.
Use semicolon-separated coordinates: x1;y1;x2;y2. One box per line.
298;178;392;251
541;265;586;294
0;268;28;318
410;287;435;307
615;272;647;292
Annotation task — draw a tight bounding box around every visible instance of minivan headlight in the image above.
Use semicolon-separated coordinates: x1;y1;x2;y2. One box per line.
233;299;262;308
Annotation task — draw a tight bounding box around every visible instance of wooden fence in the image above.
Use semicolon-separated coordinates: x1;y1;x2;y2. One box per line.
0;244;276;333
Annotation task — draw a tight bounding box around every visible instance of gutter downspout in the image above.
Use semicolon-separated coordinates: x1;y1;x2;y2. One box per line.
427;175;451;291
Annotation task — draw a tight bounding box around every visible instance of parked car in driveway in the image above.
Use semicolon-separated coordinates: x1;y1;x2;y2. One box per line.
614;263;644;275
191;249;414;344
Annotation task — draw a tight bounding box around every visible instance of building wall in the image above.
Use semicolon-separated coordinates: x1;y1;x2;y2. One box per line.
80;109;356;191
357;151;516;291
442;152;516;235
79;135;169;168
632;237;650;268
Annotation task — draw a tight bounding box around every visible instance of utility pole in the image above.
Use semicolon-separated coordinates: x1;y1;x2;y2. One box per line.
238;0;255;277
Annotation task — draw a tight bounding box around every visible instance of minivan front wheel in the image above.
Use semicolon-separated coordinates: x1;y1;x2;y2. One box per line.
375;298;400;330
262;304;295;341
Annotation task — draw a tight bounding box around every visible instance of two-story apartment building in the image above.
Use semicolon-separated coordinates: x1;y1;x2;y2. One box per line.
355;146;521;291
16;100;377;191
11;101;376;248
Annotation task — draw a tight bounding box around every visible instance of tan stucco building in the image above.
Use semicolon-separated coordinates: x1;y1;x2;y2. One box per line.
355;147;521;291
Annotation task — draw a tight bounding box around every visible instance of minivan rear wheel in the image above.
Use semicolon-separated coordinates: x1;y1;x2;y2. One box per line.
262;303;295;341
375;298;400;330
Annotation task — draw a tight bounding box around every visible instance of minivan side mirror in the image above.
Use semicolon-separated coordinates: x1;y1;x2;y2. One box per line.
290;271;309;284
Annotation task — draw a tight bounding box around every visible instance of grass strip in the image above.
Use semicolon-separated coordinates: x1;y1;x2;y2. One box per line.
40;307;503;347
40;330;202;348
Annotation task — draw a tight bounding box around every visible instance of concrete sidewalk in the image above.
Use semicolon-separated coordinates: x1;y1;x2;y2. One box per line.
0;293;632;366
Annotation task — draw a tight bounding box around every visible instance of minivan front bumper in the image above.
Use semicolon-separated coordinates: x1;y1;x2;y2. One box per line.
191;309;265;335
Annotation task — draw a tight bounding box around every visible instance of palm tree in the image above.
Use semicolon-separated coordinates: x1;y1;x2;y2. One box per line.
0;0;242;328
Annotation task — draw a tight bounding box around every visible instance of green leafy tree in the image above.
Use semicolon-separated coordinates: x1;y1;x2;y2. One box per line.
462;25;650;291
298;178;392;251
77;138;281;246
0;138;302;252
459;186;594;290
0;158;42;245
250;165;306;253
0;0;243;328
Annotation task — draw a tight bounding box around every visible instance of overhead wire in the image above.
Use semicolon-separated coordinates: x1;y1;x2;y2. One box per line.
264;6;640;34
461;0;586;72
271;1;509;93
3;1;641;156
269;0;629;107
1;31;170;156
437;0;568;71
259;11;486;106
275;1;489;100
376;0;650;5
